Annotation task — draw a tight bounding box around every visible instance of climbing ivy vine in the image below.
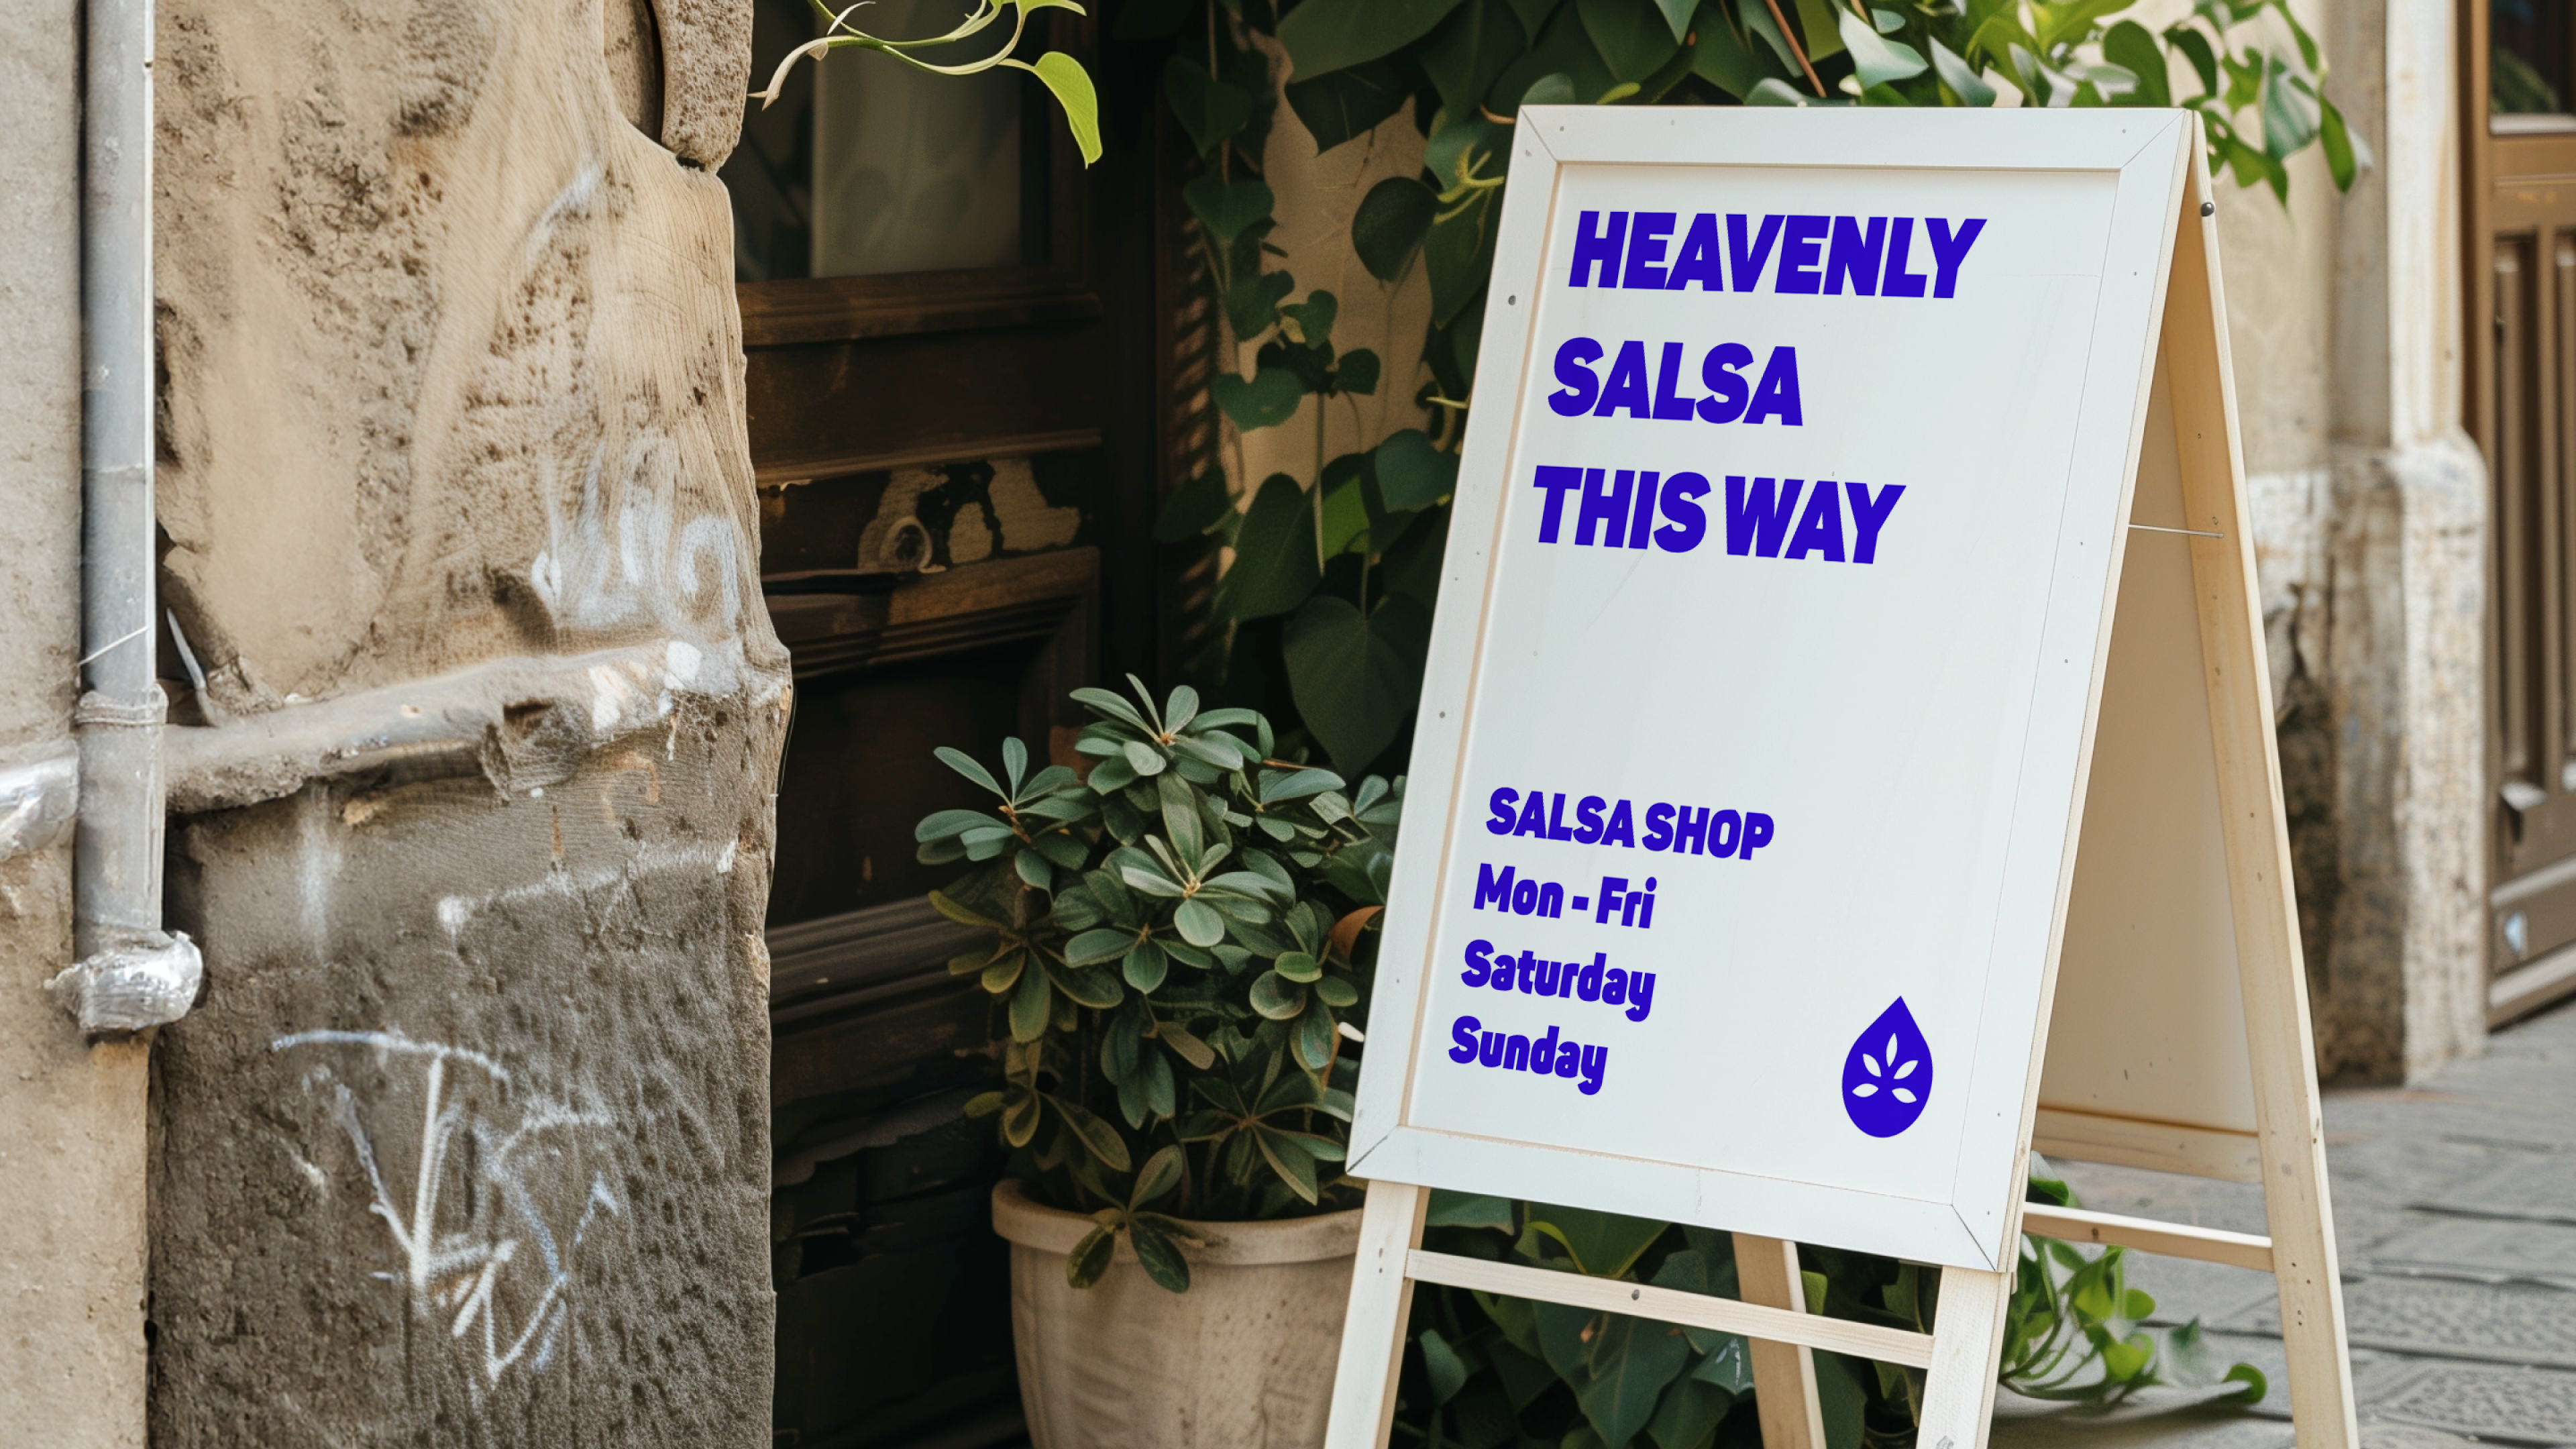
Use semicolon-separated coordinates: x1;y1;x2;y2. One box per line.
1132;0;2355;780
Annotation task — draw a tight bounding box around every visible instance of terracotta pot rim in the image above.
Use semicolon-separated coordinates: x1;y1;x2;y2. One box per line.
991;1178;1362;1266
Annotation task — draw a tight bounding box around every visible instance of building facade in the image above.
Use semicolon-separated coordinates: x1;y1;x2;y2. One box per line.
0;0;2550;1442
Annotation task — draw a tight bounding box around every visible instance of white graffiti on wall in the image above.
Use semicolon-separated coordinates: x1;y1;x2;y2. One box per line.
529;435;745;639
273;1029;619;1387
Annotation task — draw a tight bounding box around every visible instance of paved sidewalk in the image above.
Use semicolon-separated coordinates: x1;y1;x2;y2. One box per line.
1990;998;2576;1448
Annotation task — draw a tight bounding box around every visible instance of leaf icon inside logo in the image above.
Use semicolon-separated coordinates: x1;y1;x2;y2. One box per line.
1841;998;1933;1138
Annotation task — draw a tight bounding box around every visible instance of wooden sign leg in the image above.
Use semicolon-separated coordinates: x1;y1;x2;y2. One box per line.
2161;151;2361;1449
1730;1234;1825;1448
1913;1266;2010;1449
1324;1179;1431;1449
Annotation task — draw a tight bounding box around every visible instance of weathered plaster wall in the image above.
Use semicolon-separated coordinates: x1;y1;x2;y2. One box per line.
0;1;152;1444
2313;0;2491;1080
2142;0;2489;1082
143;0;788;1441
1227;34;1435;508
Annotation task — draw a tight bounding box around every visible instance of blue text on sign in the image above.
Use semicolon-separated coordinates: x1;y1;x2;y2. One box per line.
1566;211;1987;298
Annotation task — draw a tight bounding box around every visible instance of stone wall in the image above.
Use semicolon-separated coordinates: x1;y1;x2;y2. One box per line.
141;1;787;1442
0;1;152;1444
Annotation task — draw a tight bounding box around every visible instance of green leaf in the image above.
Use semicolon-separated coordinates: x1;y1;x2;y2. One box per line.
1073;686;1151;731
1131;1144;1187;1208
1252;1126;1322;1201
980;953;1025;993
1929;36;1997;105
1273;950;1324;983
1014;848;1054;890
1489;1;1618;109
1155;1021;1218;1069
1163;55;1254;157
1174;897;1228;947
1334;348;1381;396
1525;1202;1667;1279
1281;289;1340;349
1421;0;1530;117
1048;961;1127;1010
1374;429;1459;511
1159;773;1204;859
1792;0;1845;59
935;745;1005;796
1183;177;1277;244
1122;739;1169;777
1120;937;1167;991
1067;1223;1117;1287
1352;176;1438;282
1815;1350;1868;1449
1837;9;1927;88
1030;52;1104;166
1001;1088;1041;1146
2223;1362;2267;1403
1065;927;1136;967
1313;974;1358;1007
2164;24;2219;95
1574;1313;1692;1448
1128;1217;1193;1292
1426;1191;1516;1230
2098;1333;2152;1381
1693;1333;1755;1393
1520;70;1578;105
1287;52;1421;152
1226;269;1295;343
1689;3;1774;99
2260;58;2320;158
1053;1095;1134;1171
1009;967;1052;1042
1647;1364;1733;1449
1218;474;1322;620
1580;0;1682;82
1283;594;1432;775
1424;201;1499;328
1248;969;1308;1019
1212;367;1306;432
1421;1328;1474;1405
1277;0;1469;78
915;807;1004;842
1294;996;1337;1069
2099;21;2166;106
2318;97;2357;191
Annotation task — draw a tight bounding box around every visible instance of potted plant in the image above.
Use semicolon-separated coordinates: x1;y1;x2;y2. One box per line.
914;677;1402;1449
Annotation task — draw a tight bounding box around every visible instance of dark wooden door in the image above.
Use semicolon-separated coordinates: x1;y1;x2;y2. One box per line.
2469;0;2576;1024
721;5;1177;1443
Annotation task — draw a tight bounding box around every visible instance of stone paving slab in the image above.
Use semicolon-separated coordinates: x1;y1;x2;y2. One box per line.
1983;1000;2576;1448
2361;1217;2576;1286
2219;1277;2576;1371
2414;1156;2576;1226
2364;1360;2576;1445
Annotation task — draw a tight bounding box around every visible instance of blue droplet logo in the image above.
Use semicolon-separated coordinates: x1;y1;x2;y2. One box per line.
1841;998;1933;1138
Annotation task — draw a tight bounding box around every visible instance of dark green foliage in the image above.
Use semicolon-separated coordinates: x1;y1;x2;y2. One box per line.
1145;0;2356;792
921;682;1405;1289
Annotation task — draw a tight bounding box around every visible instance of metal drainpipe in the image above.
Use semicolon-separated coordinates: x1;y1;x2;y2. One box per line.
48;0;201;1034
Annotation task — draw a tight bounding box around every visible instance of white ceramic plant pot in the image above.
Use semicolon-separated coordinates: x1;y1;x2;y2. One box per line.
991;1179;1362;1449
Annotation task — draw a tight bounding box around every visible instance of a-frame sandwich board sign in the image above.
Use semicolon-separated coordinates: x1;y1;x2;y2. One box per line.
1322;108;2358;1449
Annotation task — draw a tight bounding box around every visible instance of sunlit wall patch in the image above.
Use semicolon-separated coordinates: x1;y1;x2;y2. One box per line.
1841;998;1933;1138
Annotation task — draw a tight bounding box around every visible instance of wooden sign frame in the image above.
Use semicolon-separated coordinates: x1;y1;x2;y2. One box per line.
1324;112;2357;1449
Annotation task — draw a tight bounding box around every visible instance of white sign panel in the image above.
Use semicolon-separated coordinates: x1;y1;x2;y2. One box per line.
1350;110;2196;1271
